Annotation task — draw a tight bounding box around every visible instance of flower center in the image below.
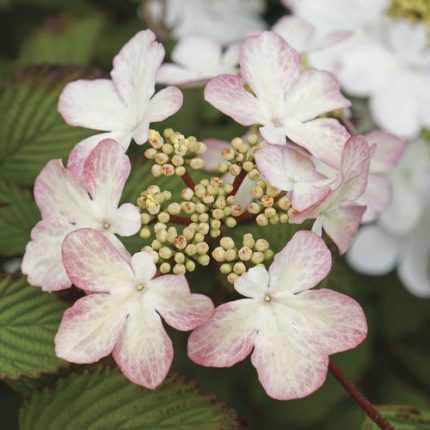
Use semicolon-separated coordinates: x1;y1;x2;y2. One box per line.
136;283;145;292
103;222;111;230
264;294;272;303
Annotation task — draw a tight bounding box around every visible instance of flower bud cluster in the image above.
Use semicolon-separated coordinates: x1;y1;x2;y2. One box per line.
218;133;260;179
246;179;292;226
142;222;210;275
145;129;206;177
211;233;274;284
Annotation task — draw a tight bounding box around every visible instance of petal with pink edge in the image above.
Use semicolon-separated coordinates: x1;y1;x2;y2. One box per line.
22;219;74;291
284;118;349;168
55;293;127;363
284;70;351;122
111;30;164;109
322;204;366;254
202;139;229;172
360;174;392;223
83;139;131;208
188;299;260;367
205;74;263;126
268;230;331;295
240;32;300;113
149;275;214;331
113;303;173;389
62;229;134;294
58;79;129;131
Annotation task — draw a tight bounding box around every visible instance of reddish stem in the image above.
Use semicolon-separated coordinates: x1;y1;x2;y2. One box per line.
169;215;192;226
233;210;255;223
181;171;195;189
329;360;394;430
229;170;247;196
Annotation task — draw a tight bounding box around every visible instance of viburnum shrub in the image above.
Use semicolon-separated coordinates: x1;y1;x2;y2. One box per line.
15;27;401;428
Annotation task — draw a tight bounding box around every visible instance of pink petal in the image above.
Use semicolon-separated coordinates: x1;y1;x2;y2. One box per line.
130;251;157;284
360;174;392;223
22;219;74;291
268;230;332;295
240;32;300;111
67;132;132;185
55;294;127;363
58;79;128;131
149;275;214;331
83;139;132;209
322;204;366;254
201;139;229;172
273;16;315;53
111;30;164;107
34;159;92;221
113;304;173;389
259;125;287;145
284;117;350;168
188;300;259;367
255;144;330;210
365;130;405;173
204;74;263;126
62;229;134;294
234;265;270;298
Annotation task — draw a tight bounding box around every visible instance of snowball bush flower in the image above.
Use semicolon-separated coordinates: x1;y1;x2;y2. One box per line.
157;36;239;87
147;0;265;44
56;228;214;388
348;139;430;296
205;31;351;168
59;30;183;178
21;140;141;291
290;136;374;254
188;231;367;400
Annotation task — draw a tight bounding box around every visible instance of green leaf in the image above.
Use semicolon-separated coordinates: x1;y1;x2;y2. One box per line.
0;180;39;256
18;14;104;66
362;405;430;429
20;365;241;430
0;277;67;379
0;65;100;185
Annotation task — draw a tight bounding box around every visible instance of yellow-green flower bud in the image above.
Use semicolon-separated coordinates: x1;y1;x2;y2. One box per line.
220;237;235;250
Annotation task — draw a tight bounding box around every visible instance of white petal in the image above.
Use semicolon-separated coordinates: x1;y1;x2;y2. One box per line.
110;203;141;237
130;251;157;284
55;294;127;363
269;230;331;295
347;225;400;275
273;15;314;53
360;174;392;223
234;265;270;298
58;79;129;131
144;86;183;123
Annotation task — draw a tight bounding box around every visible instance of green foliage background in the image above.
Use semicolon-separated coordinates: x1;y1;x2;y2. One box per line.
0;0;429;429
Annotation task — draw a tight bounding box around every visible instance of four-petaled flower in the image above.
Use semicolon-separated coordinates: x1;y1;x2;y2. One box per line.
22;140;141;291
58;30;183;178
205;31;351;168
188;231;367;400
56;228;214;389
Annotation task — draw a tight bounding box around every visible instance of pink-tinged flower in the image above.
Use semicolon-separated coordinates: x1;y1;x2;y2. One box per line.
290;136;373;254
188;231;367;400
273;15;350;55
204;31;351;168
58;30;183;178
255;144;331;211
21;140;141;292
56;229;214;388
157;36;239;87
359;130;405;223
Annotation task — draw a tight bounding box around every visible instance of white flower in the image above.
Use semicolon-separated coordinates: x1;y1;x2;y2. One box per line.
58;30;183;178
188;231;367;400
348;139;430;296
157;36;239;87
21;140;141;291
147;0;266;44
56;228;214;388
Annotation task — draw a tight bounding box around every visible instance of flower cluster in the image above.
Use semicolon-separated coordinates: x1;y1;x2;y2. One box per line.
22;28;374;400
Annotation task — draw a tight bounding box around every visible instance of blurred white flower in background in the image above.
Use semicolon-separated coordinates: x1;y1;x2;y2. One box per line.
148;0;266;44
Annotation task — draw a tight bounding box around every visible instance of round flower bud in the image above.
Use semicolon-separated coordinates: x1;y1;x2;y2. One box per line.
225;249;237;262
238;246;253;261
280;213;289;223
196;142;207;155
264;249;274;260
230;204;243;217
151;239;162;251
264;207;277;218
266;186;280;197
173;264;186;275
220;263;232;274
247;133;258;145
185;243;197;256
224;184;234;194
243;161;254;172
171;154;184;166
270;214;280;225
174;235;187;250
210;229;221;238
160;262;171;274
190;158;204;169
174;252;185;264
162;143;174;155
151;164;163;177
212;247;226;262
139;227;151;239
162;164;175;176
231;137;243;150
218;162;229;173
247;202;261;214
186;260;196;272
194;232;205;243
248;169;260;181
182;201;196;214
156;229;167;243
197;223;210;235
255;238;269;252
243;234;255;248
163;128;174;139
155;153;169;165
167;202;181;215
175;166;186;176
251;251;265;264
222;147;235;161
225;217;237;228
229;164;241;176
238;142;250;154
227;273;238;284
211;219;221;230
195;203;207;214
256;214;268;226
158;212;170;223
233;262;247;275
140;213;152;225
199;213;209;223
159;247;173;260
220;237;235;250
163;191;172;201
196;242;209;255
277;196;291;211
144;148;157;159
261;195;274;208
198;254;210;266
181;187;194;201
251;186;264;199
182;226;195;241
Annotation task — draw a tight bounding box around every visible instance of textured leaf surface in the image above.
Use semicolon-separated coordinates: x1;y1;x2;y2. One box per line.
362;405;430;429
0;180;39;256
0;277;67;379
20;365;241;430
0;65;100;185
